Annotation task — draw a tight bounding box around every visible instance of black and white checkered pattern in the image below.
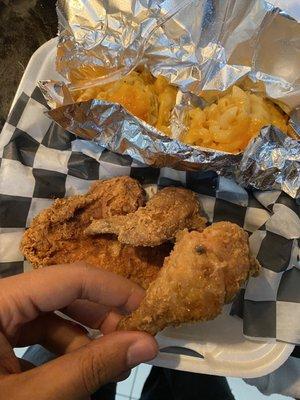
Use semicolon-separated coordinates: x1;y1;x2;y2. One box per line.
0;87;300;344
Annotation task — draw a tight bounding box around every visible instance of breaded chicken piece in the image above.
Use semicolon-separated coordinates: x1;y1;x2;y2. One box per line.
86;187;207;247
21;176;171;289
118;222;259;335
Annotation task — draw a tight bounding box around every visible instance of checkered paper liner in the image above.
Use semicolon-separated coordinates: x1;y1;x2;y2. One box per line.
0;87;300;345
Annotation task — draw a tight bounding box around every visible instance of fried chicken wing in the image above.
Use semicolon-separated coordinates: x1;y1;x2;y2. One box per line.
118;222;259;335
21;176;171;289
86;187;207;247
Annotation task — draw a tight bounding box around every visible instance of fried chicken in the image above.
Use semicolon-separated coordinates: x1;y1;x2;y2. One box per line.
118;222;259;335
21;176;171;289
86;187;207;247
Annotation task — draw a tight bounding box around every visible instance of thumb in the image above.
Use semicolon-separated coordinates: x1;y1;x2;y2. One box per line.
6;332;158;400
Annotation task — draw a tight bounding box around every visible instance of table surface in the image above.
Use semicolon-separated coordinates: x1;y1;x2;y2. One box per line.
0;0;57;128
0;0;299;130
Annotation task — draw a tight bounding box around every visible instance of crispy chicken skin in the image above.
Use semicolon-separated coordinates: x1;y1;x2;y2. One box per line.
118;222;259;335
85;187;207;246
21;176;171;289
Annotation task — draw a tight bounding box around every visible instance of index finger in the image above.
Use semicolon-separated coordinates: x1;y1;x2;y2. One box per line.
0;263;145;330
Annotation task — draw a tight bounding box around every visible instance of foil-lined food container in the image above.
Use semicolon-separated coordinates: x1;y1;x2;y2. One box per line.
41;0;300;198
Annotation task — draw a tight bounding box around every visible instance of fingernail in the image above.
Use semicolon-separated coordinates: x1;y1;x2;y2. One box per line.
127;338;158;368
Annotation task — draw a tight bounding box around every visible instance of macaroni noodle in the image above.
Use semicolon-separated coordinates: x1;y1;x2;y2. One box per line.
71;69;288;154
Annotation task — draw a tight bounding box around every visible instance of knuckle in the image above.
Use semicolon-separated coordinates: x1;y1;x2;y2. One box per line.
80;351;109;394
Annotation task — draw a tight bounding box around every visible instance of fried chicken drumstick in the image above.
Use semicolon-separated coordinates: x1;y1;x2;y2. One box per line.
21;176;171;289
118;222;259;335
86;187;207;246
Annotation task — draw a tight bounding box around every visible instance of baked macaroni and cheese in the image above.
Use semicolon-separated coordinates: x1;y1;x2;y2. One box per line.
72;68;177;136
71;68;289;153
182;86;288;153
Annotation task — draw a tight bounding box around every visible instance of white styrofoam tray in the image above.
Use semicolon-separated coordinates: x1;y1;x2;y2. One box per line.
10;38;294;378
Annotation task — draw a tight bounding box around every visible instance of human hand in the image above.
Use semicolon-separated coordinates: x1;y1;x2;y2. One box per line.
0;263;158;399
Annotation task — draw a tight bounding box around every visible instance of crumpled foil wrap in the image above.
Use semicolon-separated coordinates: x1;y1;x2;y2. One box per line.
48;99;241;173
41;0;300;198
237;126;300;198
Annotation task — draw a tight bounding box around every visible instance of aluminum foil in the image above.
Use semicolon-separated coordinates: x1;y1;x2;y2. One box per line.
42;0;300;198
237;126;300;198
48;99;241;173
